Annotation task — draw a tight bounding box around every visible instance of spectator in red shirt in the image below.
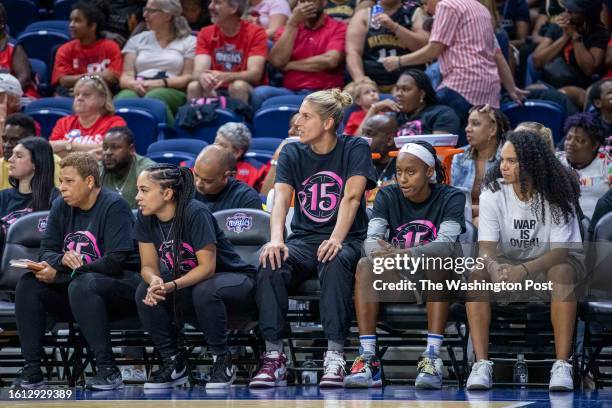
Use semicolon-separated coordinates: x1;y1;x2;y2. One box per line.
0;4;38;100
214;122;267;190
251;0;347;110
53;2;123;97
50;76;126;159
188;0;268;104
343;77;379;136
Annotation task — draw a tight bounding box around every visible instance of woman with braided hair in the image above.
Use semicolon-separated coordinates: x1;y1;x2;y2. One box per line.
134;164;256;389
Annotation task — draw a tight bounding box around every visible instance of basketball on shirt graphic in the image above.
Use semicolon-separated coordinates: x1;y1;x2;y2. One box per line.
297;171;343;223
159;240;197;275
391;220;437;249
63;231;102;264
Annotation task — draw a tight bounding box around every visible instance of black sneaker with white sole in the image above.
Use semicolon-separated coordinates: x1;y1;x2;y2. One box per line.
86;365;124;390
206;353;236;389
12;364;44;389
144;353;189;389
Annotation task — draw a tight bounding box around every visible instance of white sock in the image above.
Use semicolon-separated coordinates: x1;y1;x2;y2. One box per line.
425;333;443;357
359;335;377;356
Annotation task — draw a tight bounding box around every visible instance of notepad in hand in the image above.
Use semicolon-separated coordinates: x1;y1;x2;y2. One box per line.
10;259;45;271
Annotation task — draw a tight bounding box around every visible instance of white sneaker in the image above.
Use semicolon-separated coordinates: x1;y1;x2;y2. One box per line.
121;366;146;382
319;351;346;388
549;360;573;392
466;360;493;390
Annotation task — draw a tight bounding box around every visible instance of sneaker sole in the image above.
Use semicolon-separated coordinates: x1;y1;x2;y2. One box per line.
344;377;382;388
87;382;125;391
415;379;442;390
549;385;573;392
206;373;236;389
466;383;492;391
144;376;189;389
319;379;345;388
249;379;287;388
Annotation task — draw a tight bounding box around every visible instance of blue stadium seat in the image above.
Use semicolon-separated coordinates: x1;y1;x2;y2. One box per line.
28;58;49;96
175;108;243;144
53;0;75;20
244;150;273;164
501;99;566;145
262;94;306;108
1;0;37;36
17;30;70;71
253;105;299;138
114;107;161;155
24;20;70;35
114;98;175;139
250;137;283;154
24;97;73;138
146;151;196;166
147;138;208;157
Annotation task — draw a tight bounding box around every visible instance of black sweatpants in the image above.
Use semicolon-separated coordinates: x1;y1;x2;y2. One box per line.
16;271;141;367
135;272;255;357
256;239;361;343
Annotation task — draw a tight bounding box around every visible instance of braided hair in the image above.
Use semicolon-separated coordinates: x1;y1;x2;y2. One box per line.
144;164;195;280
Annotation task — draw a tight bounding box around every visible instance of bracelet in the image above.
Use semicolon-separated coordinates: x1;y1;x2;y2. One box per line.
270;159;278;166
172;280;178;291
162;78;168;88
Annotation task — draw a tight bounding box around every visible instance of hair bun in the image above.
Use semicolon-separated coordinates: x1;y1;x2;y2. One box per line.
330;88;353;108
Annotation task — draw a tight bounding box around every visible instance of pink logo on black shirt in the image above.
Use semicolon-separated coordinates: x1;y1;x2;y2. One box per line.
64;231;101;263
391;220;437;249
159;241;197;275
1;208;33;233
297;171;343;223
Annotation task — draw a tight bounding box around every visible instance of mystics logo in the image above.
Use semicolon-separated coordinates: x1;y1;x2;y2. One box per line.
214;44;243;71
1;208;32;233
297;171;343;223
159;241;197;275
226;213;253;234
63;231;101;264
391;220;437;249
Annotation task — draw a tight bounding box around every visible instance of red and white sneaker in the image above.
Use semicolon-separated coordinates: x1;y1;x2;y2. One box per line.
319;351;346;388
249;351;288;388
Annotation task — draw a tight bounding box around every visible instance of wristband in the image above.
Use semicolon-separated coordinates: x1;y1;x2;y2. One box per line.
162;78;168;88
172;280;178;291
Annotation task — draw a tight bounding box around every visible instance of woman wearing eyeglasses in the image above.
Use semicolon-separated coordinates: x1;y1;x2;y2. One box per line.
450;104;510;227
49;76;127;159
116;0;196;126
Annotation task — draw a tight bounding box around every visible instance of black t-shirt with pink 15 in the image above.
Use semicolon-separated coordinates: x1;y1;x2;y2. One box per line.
275;135;377;244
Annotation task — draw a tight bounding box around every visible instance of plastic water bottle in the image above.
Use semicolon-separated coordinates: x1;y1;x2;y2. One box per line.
301;360;318;385
513;354;528;387
370;1;383;30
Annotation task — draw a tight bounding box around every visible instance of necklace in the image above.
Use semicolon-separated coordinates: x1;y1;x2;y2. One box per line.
157;218;175;243
377;158;395;187
113;159;136;196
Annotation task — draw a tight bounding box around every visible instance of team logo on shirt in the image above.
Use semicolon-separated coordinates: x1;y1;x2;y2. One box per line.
214;44;244;71
63;231;102;264
0;208;33;233
391;220;437;249
226;213;253;234
298;171;343;223
396;120;423;137
159;241;197;275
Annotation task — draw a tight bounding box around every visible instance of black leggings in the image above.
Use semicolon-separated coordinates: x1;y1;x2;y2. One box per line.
16;271;141;367
136;272;255;357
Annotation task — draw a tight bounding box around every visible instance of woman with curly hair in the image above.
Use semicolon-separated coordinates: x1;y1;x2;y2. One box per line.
465;130;583;392
556;112;611;219
451;104;511;227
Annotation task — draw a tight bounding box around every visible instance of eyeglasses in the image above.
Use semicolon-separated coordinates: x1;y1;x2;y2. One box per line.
143;7;164;14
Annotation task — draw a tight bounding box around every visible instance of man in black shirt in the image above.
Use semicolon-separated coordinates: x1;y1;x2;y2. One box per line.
361;114;398;204
194;145;262;212
14;152;140;390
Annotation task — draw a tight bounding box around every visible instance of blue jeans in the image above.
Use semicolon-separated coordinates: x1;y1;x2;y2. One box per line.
437;87;472;146
251;86;312;111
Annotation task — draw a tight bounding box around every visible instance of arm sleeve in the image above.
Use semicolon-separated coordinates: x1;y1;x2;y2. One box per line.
410;220;463;258
51;44;72;85
244;189;264;210
516;1;530;22
477;189;501;242
184;35;197;60
107;41;124;76
122;34;140;55
132;211;153;243
39;201;70;276
187;209;218;251
274;144;294;186
364;217;389;257
49;116;69;141
249;27;269;58
196;29;211;55
326;21;347;53
429;3;460;47
347;138;377;189
271;0;292;16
